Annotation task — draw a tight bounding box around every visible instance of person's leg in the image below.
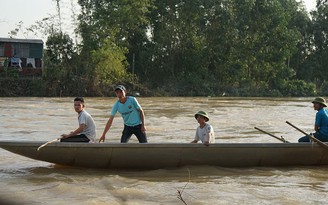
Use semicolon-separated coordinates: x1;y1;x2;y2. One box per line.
298;135;310;142
133;124;148;143
60;134;90;142
314;132;328;142
121;125;133;143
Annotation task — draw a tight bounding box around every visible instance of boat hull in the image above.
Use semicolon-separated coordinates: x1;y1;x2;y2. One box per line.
1;141;328;169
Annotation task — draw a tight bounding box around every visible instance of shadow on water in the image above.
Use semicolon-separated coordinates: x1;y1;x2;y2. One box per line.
17;163;328;183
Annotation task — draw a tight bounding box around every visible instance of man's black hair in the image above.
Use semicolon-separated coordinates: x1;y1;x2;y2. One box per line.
74;97;84;103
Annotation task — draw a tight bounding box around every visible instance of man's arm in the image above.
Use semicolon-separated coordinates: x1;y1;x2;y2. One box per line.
315;125;319;132
61;124;86;138
138;108;146;132
99;115;114;142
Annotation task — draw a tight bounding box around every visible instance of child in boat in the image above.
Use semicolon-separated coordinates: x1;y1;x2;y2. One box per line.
61;97;96;142
191;111;215;146
298;97;328;142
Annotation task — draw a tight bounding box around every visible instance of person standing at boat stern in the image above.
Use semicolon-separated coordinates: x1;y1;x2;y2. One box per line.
299;97;328;142
99;85;147;143
61;97;96;142
191;111;215;146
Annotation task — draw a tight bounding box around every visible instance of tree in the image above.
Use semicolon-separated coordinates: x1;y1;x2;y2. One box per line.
43;32;77;96
310;1;328;88
90;38;135;95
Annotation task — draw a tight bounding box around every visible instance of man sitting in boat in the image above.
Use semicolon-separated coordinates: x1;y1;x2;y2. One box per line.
98;85;147;143
61;97;96;142
191;111;215;146
299;97;328;142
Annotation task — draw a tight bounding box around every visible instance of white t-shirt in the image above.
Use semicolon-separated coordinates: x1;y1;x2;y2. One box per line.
78;110;96;141
194;123;215;144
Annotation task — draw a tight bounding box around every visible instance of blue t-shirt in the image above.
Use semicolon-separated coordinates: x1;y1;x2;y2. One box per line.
111;96;142;126
315;108;328;136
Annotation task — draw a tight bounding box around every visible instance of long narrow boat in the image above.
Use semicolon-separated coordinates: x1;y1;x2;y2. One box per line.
1;140;328;169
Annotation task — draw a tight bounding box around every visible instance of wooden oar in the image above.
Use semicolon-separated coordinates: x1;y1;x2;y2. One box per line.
37;138;60;151
286;121;328;150
254;127;289;143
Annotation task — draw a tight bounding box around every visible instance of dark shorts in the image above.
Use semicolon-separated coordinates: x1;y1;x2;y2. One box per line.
298;132;328;142
121;124;147;143
60;134;90;142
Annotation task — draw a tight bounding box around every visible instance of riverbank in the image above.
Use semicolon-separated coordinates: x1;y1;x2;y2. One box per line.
0;77;320;97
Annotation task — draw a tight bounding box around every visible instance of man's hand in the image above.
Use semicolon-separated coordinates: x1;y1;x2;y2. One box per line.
61;134;69;139
98;135;106;143
141;125;146;133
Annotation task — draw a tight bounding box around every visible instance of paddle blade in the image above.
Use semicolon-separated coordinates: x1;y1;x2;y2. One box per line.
37;138;59;151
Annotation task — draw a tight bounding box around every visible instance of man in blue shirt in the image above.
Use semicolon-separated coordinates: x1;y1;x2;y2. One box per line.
99;85;147;143
299;97;328;142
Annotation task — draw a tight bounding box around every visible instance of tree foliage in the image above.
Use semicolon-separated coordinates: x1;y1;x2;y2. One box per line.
91;38;135;95
309;1;328;88
31;0;328;97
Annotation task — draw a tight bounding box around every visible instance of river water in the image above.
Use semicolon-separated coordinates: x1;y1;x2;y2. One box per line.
0;97;327;204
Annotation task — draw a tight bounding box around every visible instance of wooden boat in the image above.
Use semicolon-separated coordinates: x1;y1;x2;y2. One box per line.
1;140;328;169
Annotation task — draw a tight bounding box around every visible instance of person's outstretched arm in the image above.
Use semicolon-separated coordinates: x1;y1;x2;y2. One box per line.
99;116;114;142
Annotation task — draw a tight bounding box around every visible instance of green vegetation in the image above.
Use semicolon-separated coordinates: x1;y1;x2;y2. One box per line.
2;0;328;97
